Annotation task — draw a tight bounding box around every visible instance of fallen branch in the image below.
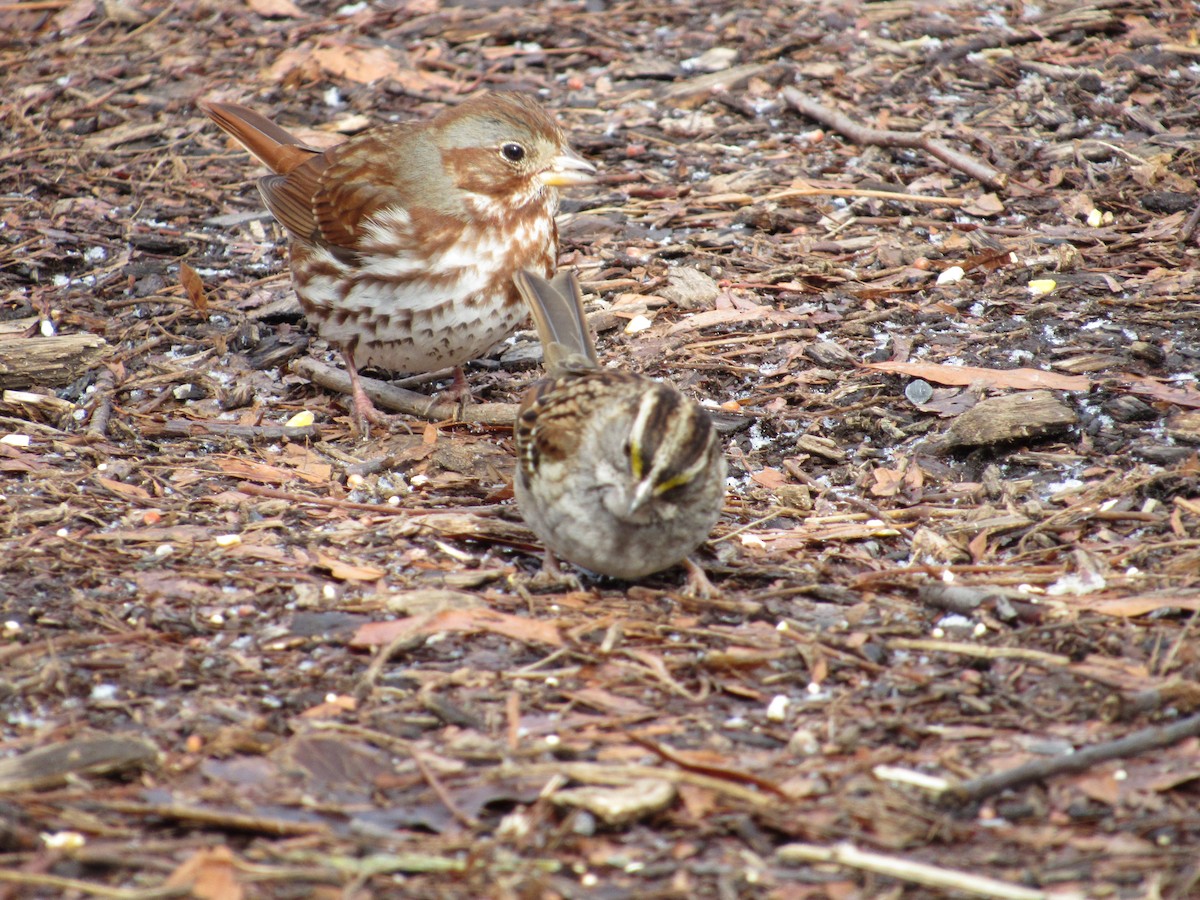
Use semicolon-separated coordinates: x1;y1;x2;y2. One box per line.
782;87;1007;191
291;357;518;426
946;711;1200;805
157;419;323;441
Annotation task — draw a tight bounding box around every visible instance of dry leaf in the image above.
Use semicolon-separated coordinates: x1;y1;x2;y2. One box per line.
246;0;307;17
959;193;1005;217
1080;595;1200;617
179;261;207;314
313;552;387;582
351;607;563;648
750;467;787;489
865;361;1089;392
164;846;243;900
312;45;402;84
215;458;295;485
95;475;152;501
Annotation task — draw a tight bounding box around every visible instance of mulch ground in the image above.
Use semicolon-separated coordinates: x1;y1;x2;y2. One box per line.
3;1;1200;897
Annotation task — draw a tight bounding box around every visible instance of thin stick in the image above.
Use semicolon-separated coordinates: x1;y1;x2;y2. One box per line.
782;88;1007;191
235;482;504;517
948;712;1200;804
158;419;322;441
777;842;1082;900
411;749;480;830
886;638;1071;667
0;870;186;900
759;184;966;208
1180;196;1200;243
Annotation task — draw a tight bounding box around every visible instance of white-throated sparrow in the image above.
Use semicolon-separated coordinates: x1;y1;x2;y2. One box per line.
512;270;726;579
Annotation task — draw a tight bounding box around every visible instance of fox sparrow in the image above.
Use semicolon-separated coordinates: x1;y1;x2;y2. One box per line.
512;270;726;580
199;92;594;425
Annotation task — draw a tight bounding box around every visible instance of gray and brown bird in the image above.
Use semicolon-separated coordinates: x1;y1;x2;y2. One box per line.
512;269;726;580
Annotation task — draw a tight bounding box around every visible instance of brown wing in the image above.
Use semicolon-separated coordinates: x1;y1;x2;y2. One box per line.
516;376;590;481
260;125;453;254
516;371;637;482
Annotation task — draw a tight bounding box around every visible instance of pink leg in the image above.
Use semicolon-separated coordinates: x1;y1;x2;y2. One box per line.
343;349;386;433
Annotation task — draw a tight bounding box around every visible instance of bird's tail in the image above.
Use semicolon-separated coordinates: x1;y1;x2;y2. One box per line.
514;269;600;373
199;99;317;176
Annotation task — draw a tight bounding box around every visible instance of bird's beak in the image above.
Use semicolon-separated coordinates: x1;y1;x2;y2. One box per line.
627;478;655;516
541;149;596;187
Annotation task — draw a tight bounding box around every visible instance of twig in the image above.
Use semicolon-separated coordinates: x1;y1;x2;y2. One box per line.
86;367;116;439
782;87;1007;191
946;711;1200;804
292;357;518;426
758;183;966;208
1179;196;1200;243
629;734;789;798
410;749;481;830
0;870;186;900
234;487;422;513
777;842;1082;900
886;638;1071;668
96;800;328;836
157;419;322;441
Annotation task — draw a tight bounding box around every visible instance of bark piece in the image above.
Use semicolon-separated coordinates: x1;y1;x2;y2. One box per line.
0;736;158;793
1166;409;1200;445
937;391;1077;451
0;333;108;390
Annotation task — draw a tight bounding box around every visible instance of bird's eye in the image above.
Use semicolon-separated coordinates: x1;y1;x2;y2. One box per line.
501;143;526;163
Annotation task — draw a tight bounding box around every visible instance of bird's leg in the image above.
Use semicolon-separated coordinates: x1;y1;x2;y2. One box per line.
527;549;583;593
445;366;472;403
423;365;474;421
681;557;719;599
342;349;387;434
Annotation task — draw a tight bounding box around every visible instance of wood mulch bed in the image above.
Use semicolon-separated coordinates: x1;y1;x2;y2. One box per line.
2;1;1199;896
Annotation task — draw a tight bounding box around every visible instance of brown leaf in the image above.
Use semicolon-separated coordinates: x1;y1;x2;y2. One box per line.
299;694;357;719
565;687;656;717
312;45;403;84
865;361;1089;391
351;607;563;648
95;475;152;501
164;846;244;900
276;445;333;483
750;467;787;489
246;0;307;17
959;192;1005;217
1081;595;1200;617
52;0;97;32
261;47;322;84
215;458;297;485
313;552;387;582
870;466;906;498
1121;375;1200;410
179;261;207;314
